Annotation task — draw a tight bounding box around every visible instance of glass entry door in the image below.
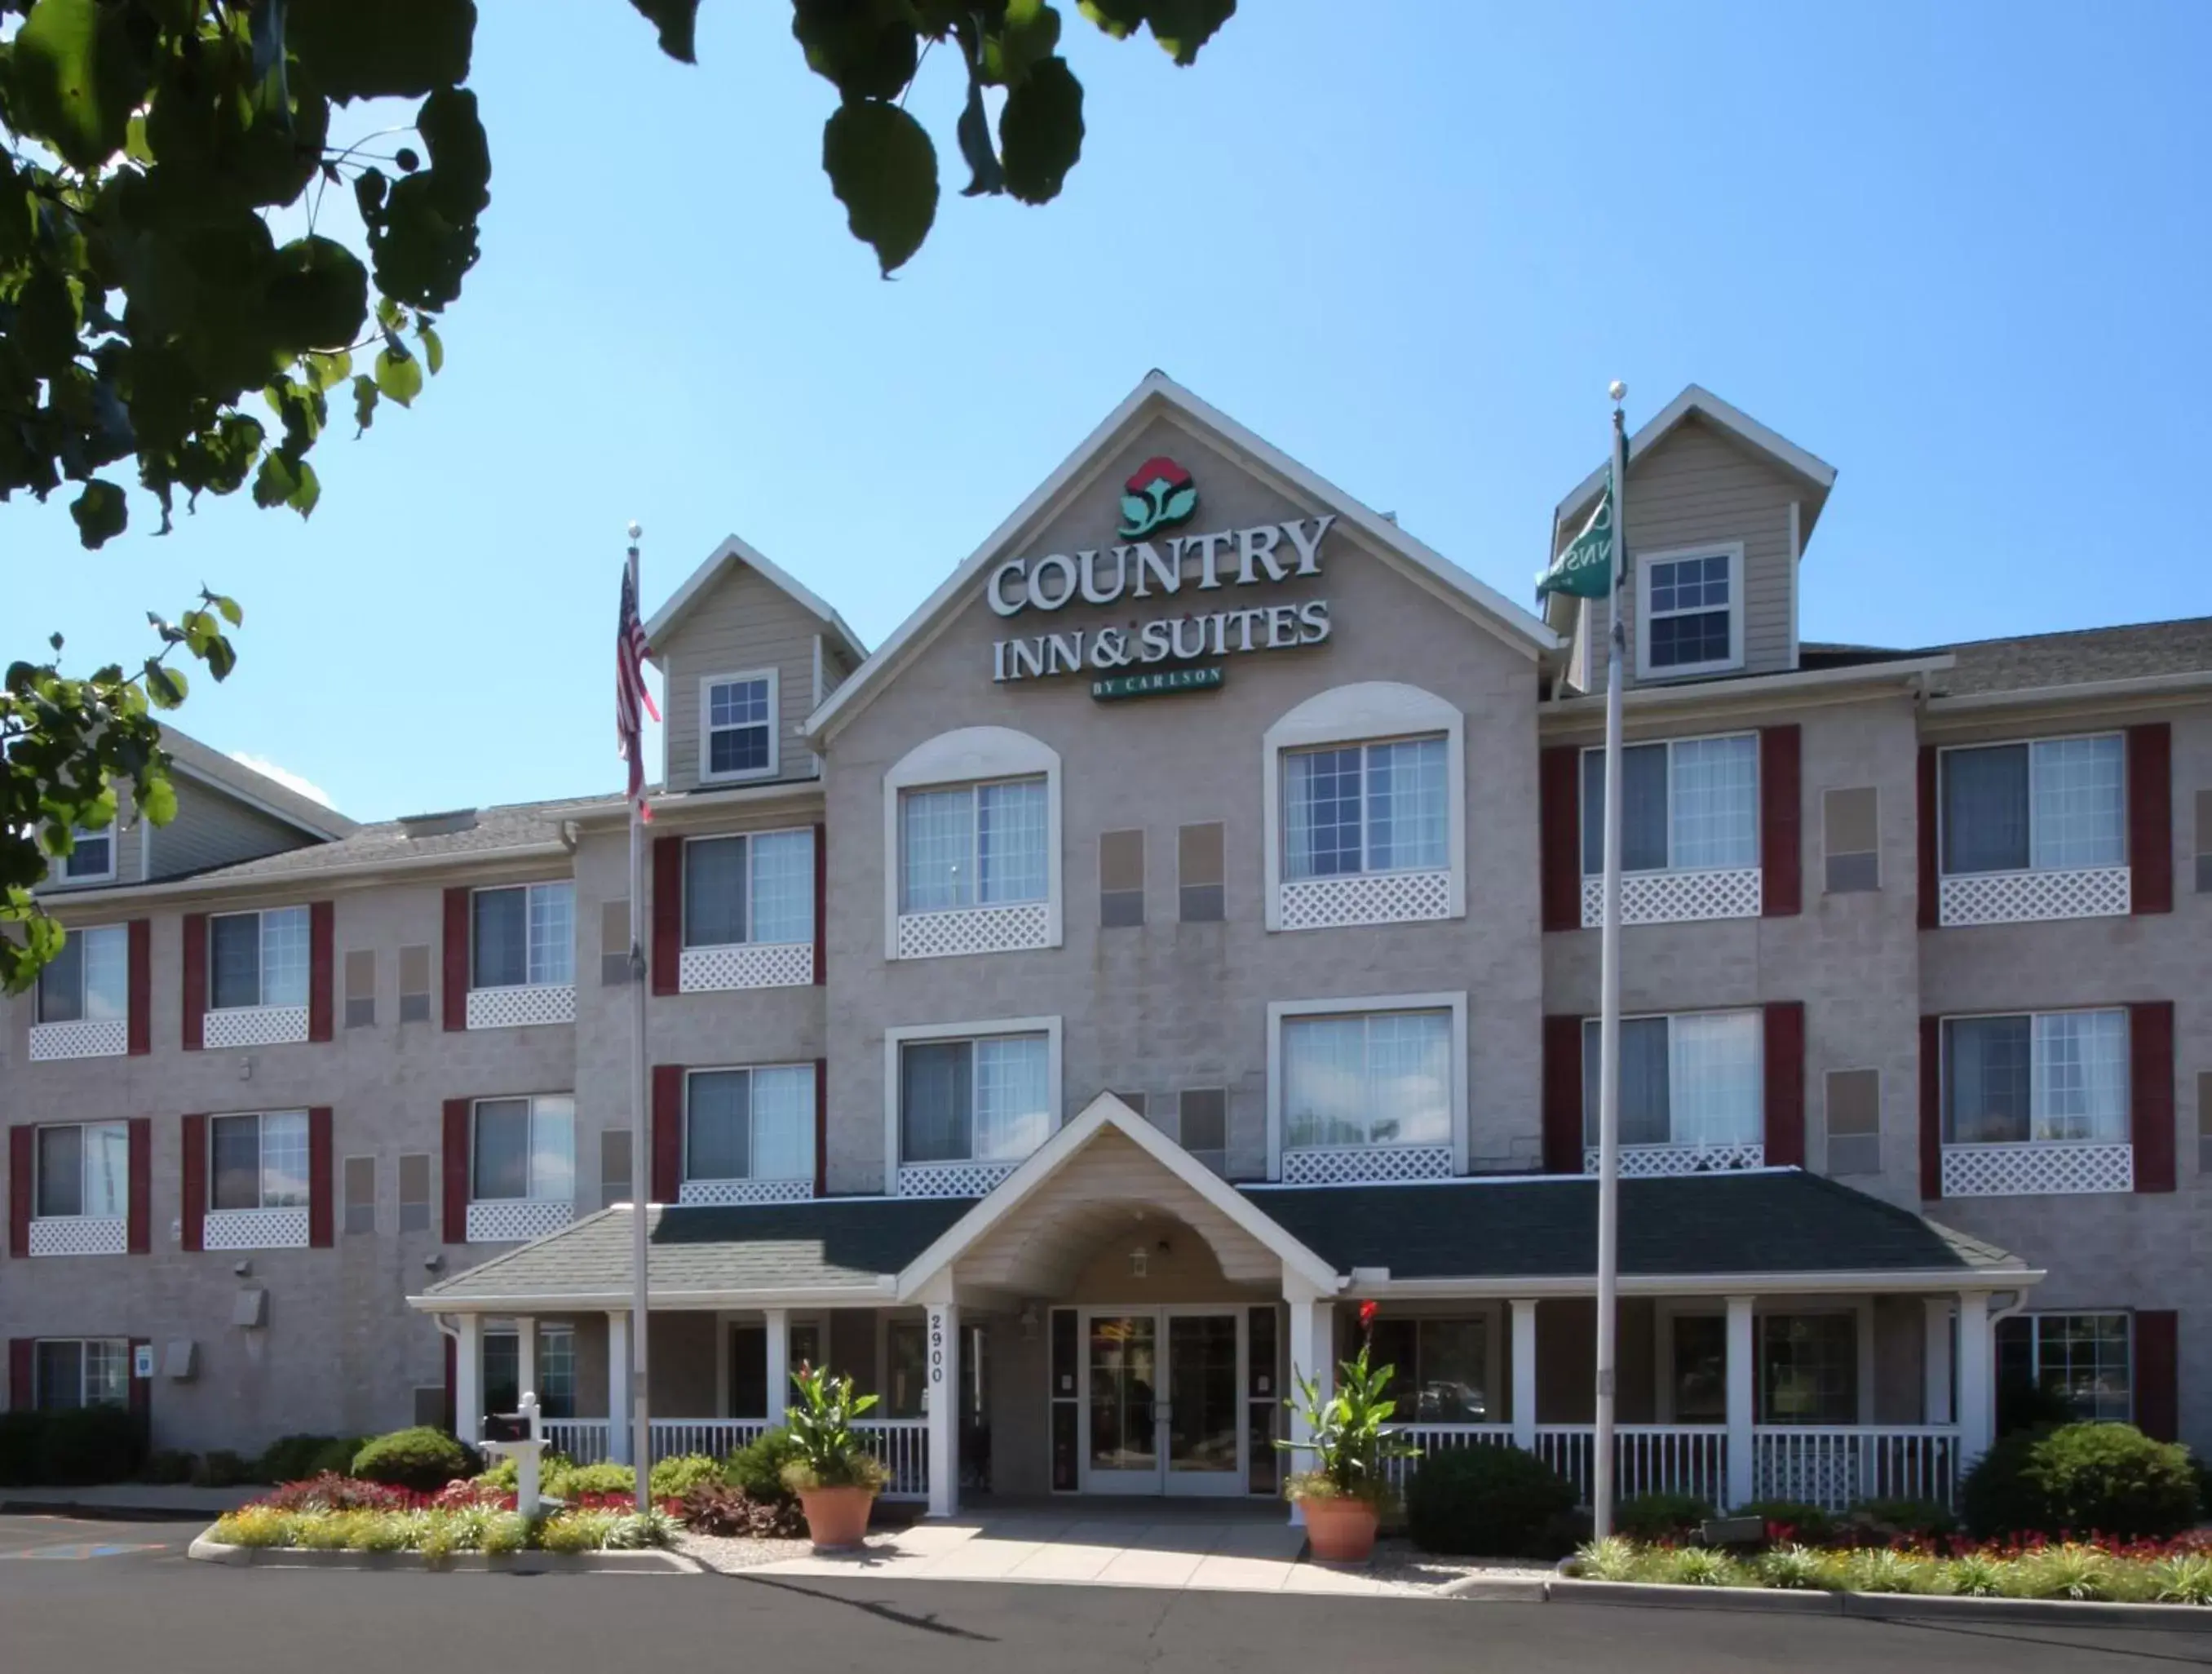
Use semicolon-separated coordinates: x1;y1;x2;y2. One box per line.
1081;1309;1245;1495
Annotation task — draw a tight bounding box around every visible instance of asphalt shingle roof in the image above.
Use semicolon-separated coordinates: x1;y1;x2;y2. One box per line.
181;793;623;884
1931;617;2212;698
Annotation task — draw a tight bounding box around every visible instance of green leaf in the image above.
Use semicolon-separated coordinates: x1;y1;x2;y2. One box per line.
141;774;179;826
264;237;372;354
629;0;701;63
984;0;1064;84
197;633;238;683
954;73;1004;198
1079;0;1235;64
285;0;477;102
69;479;127;547
207;593;245;627
1162;484;1197;523
999;56;1085;204
418;321;445;375
792;0;919;100
374;346;424;407
821;100;939;277
9;0;153;171
352;374;381;436
253;452;321;516
144;662;188;710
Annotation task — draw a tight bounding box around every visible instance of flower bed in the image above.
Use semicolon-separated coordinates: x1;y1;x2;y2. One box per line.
209;1474;684;1557
1568;1533;2212;1605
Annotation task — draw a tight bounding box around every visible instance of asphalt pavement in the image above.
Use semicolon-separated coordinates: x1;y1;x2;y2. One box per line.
2;1515;2206;1672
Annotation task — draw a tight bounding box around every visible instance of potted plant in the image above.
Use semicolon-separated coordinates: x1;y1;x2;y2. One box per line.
1276;1318;1417;1565
780;1362;890;1551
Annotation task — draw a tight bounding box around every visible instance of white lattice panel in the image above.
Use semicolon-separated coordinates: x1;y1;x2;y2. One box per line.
202;1004;310;1049
1941;1141;2133;1197
679;942;814;992
466;1199;574;1242
1582;867;1762;928
1582;1142;1766;1177
28;1019;129;1061
677;1177;814;1206
465;984;576;1030
897;1161;1018;1198
896;902;1050;960
29;1216;127;1256
1281;1145;1453;1185
201;1206;310;1250
1939;866;2130;928
1276;869;1453;931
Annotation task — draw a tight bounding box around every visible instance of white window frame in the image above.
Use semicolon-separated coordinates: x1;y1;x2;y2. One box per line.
1261;682;1466;932
33;1337;131;1410
470;880;574;991
206;905;311;1012
470;1094;576;1204
682;1063;817;1185
207;1109;312;1211
61;821;118;884
2001;1310;2133;1425
680;828;816;949
699;668;781;785
1579;1009;1765;1163
1635;542;1745;679
883;727;1063;959
1940;1007;2131;1148
1265;992;1469;1179
883;1015;1064;1183
1936;732;2128;878
1579;731;1761;877
33;1120;131;1220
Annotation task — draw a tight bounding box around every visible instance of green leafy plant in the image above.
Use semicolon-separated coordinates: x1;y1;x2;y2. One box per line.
1753;1543;1833;1590
351;1427;476;1493
1962;1423;2201;1541
1648;1545;1744;1587
193;1448;256;1488
538;1509;617;1554
1613;1492;1714;1543
680;1481;806;1539
546;1461;635;1499
1404;1442;1578;1558
604;1509;679;1550
259;1434;343;1485
1843;1496;1958;1545
1275;1344;1418;1510
1841;1547;1928;1594
2007;1541;2118;1601
648;1453;722;1499
214;1506;299;1548
724;1427;805;1503
2146;1551;2212;1605
479;1512;531;1555
781;1364;890;1494
1573;1534;1642;1582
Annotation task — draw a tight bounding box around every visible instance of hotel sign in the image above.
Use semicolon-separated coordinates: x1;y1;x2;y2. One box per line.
988;456;1335;684
1091;665;1224;702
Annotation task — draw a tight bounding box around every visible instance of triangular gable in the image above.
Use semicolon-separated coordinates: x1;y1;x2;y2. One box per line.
1554;383;1838;532
161;728;356;839
644;533;868;667
807;373;1559;746
896;1092;1341;1300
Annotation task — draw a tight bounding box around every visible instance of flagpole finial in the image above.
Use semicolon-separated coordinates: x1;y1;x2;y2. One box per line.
626;520;642;542
1608;379;1627;405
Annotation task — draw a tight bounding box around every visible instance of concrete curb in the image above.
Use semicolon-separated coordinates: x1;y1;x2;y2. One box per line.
187;1534;696;1574
1433;1575;1550;1602
1549;1578;1843;1614
1542;1576;2212;1630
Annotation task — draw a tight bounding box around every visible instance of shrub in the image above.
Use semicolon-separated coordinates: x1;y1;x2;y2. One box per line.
1754;1544;1833;1590
604;1508;679;1549
1573;1535;1641;1582
1647;1545;1744;1587
1962;1422;2200;1541
1405;1443;1577;1557
1839;1547;1928;1593
310;1437;366;1477
256;1473;414;1513
547;1461;635;1499
215;1506;298;1548
725;1428;803;1503
1613;1492;1713;1543
1730;1499;1838;1545
2147;1551;2212;1605
35;1406;144;1485
259;1433;341;1484
679;1482;806;1538
538;1510;616;1553
475;1452;572;1493
649;1453;723;1499
141;1448;197;1485
480;1513;531;1554
352;1428;477;1494
194;1449;256;1488
1843;1496;1957;1545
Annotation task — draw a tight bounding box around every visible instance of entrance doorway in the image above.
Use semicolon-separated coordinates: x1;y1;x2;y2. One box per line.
1080;1308;1245;1496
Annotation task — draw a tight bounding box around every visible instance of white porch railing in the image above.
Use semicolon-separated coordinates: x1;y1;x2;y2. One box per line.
1533;1424;1732;1509
1753;1425;1960;1511
542;1419;610;1465
856;1419;929;1501
651;1419;770;1461
1378;1424;1515;1495
537;1416;927;1501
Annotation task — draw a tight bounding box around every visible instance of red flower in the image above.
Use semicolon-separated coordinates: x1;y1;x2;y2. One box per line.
1126;455;1192;494
1358;1300;1378;1330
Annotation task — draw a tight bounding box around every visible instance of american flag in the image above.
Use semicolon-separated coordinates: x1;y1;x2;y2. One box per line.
617;547;660;820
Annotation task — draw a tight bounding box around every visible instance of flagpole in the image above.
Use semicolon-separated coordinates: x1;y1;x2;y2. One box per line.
1592;383;1629;1541
626;525;653;1519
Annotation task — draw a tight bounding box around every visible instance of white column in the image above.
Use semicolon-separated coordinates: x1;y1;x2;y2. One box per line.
764;1309;790;1426
926;1302;961;1518
1724;1295;1755;1512
515;1317;537;1410
1511;1300;1539;1450
1923;1298;1954;1425
1285;1294;1335;1526
606;1310;632;1465
454;1314;483;1446
1956;1291;1993;1471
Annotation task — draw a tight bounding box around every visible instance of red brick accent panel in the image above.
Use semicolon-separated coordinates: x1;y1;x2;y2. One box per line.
7;1126;31;1258
813;1058;830;1199
126;1118;151;1255
181;913;207;1051
1759;725;1802;917
129;1337;152;1424
442;888;470;1031
307;1107;334;1247
180;1114;206;1251
8;1339;30;1412
1538;748;1582;933
442;1099;471;1241
812;822;827;985
126;919;151;1055
2131;1000;2176;1194
651;1064;684;1204
308;901;335;1042
1763;1002;1807;1167
1918;1016;1942;1200
2128;723;2173;914
1542;1015;1584;1174
651;835;682;997
1916;746;1939;931
2135;1310;2179;1442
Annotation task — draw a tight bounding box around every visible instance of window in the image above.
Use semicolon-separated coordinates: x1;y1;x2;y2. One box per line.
900;777;1048;911
209;906;310;1011
538;1326;576;1419
343;1156;376;1235
35;1339;128;1410
397;944;432;1023
685;1066;813;1182
1672;1314;1728;1422
472;883;574;989
397;1152;431;1232
599;1128;632;1210
1179;1088;1228;1175
1997;1313;2130;1424
62;822;116;883
1099;830;1144;928
899;1033;1051;1164
1637;547;1742;676
1178;822;1225;922
471;1096;575;1202
1759;1313;1857;1424
683;831;813;948
701;671;776;781
35;1123;128;1219
36;923;127;1025
730;1326;768;1418
344;950;375;1028
1283;736;1448;879
1582;734;1758;875
1941;736;2124;875
1825;1070;1882;1176
1823;787;1879;893
1582;1011;1762;1149
2196;789;2212;894
887;1319;927;1419
483;1330;520;1418
1281;1009;1450;1151
1366;1317;1489;1422
599;899;631;986
1944;1010;2128;1145
210;1112;310;1210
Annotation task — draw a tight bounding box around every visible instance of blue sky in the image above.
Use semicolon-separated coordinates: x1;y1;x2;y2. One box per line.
12;2;2210;821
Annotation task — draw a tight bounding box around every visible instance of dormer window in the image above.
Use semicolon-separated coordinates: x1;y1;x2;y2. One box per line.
701;671;778;782
1636;545;1743;678
62;822;117;884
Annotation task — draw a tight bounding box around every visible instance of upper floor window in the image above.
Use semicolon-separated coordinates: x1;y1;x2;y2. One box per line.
211;1111;310;1211
1582;1010;1763;1162
35;1338;128;1410
210;906;309;1011
1636;546;1743;678
1283;737;1448;880
685;1065;814;1185
1941;736;2123;875
1997;1312;2130;1424
1944;1009;2126;1147
37;924;126;1025
1281;1008;1450;1152
684;831;813;948
62;822;117;884
1582;734;1758;875
899;1030;1051;1167
701;671;778;782
900;778;1048;912
36;1122;129;1220
472;1095;575;1203
473;882;574;990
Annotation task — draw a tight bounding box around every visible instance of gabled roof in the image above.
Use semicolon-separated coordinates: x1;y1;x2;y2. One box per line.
806;372;1559;745
161;727;357;839
644;533;867;668
1555;384;1838;534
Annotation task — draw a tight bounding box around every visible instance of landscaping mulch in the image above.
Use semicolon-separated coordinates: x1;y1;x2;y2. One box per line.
1363;1539;1555;1590
675;1530;814;1573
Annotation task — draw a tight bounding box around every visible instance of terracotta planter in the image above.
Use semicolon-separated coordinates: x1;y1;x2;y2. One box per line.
1300;1495;1381;1564
797;1485;877;1551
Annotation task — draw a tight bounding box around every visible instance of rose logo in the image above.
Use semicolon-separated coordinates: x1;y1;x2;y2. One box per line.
1117;455;1198;538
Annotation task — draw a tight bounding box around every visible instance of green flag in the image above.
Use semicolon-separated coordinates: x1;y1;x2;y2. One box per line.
1537;482;1614;600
